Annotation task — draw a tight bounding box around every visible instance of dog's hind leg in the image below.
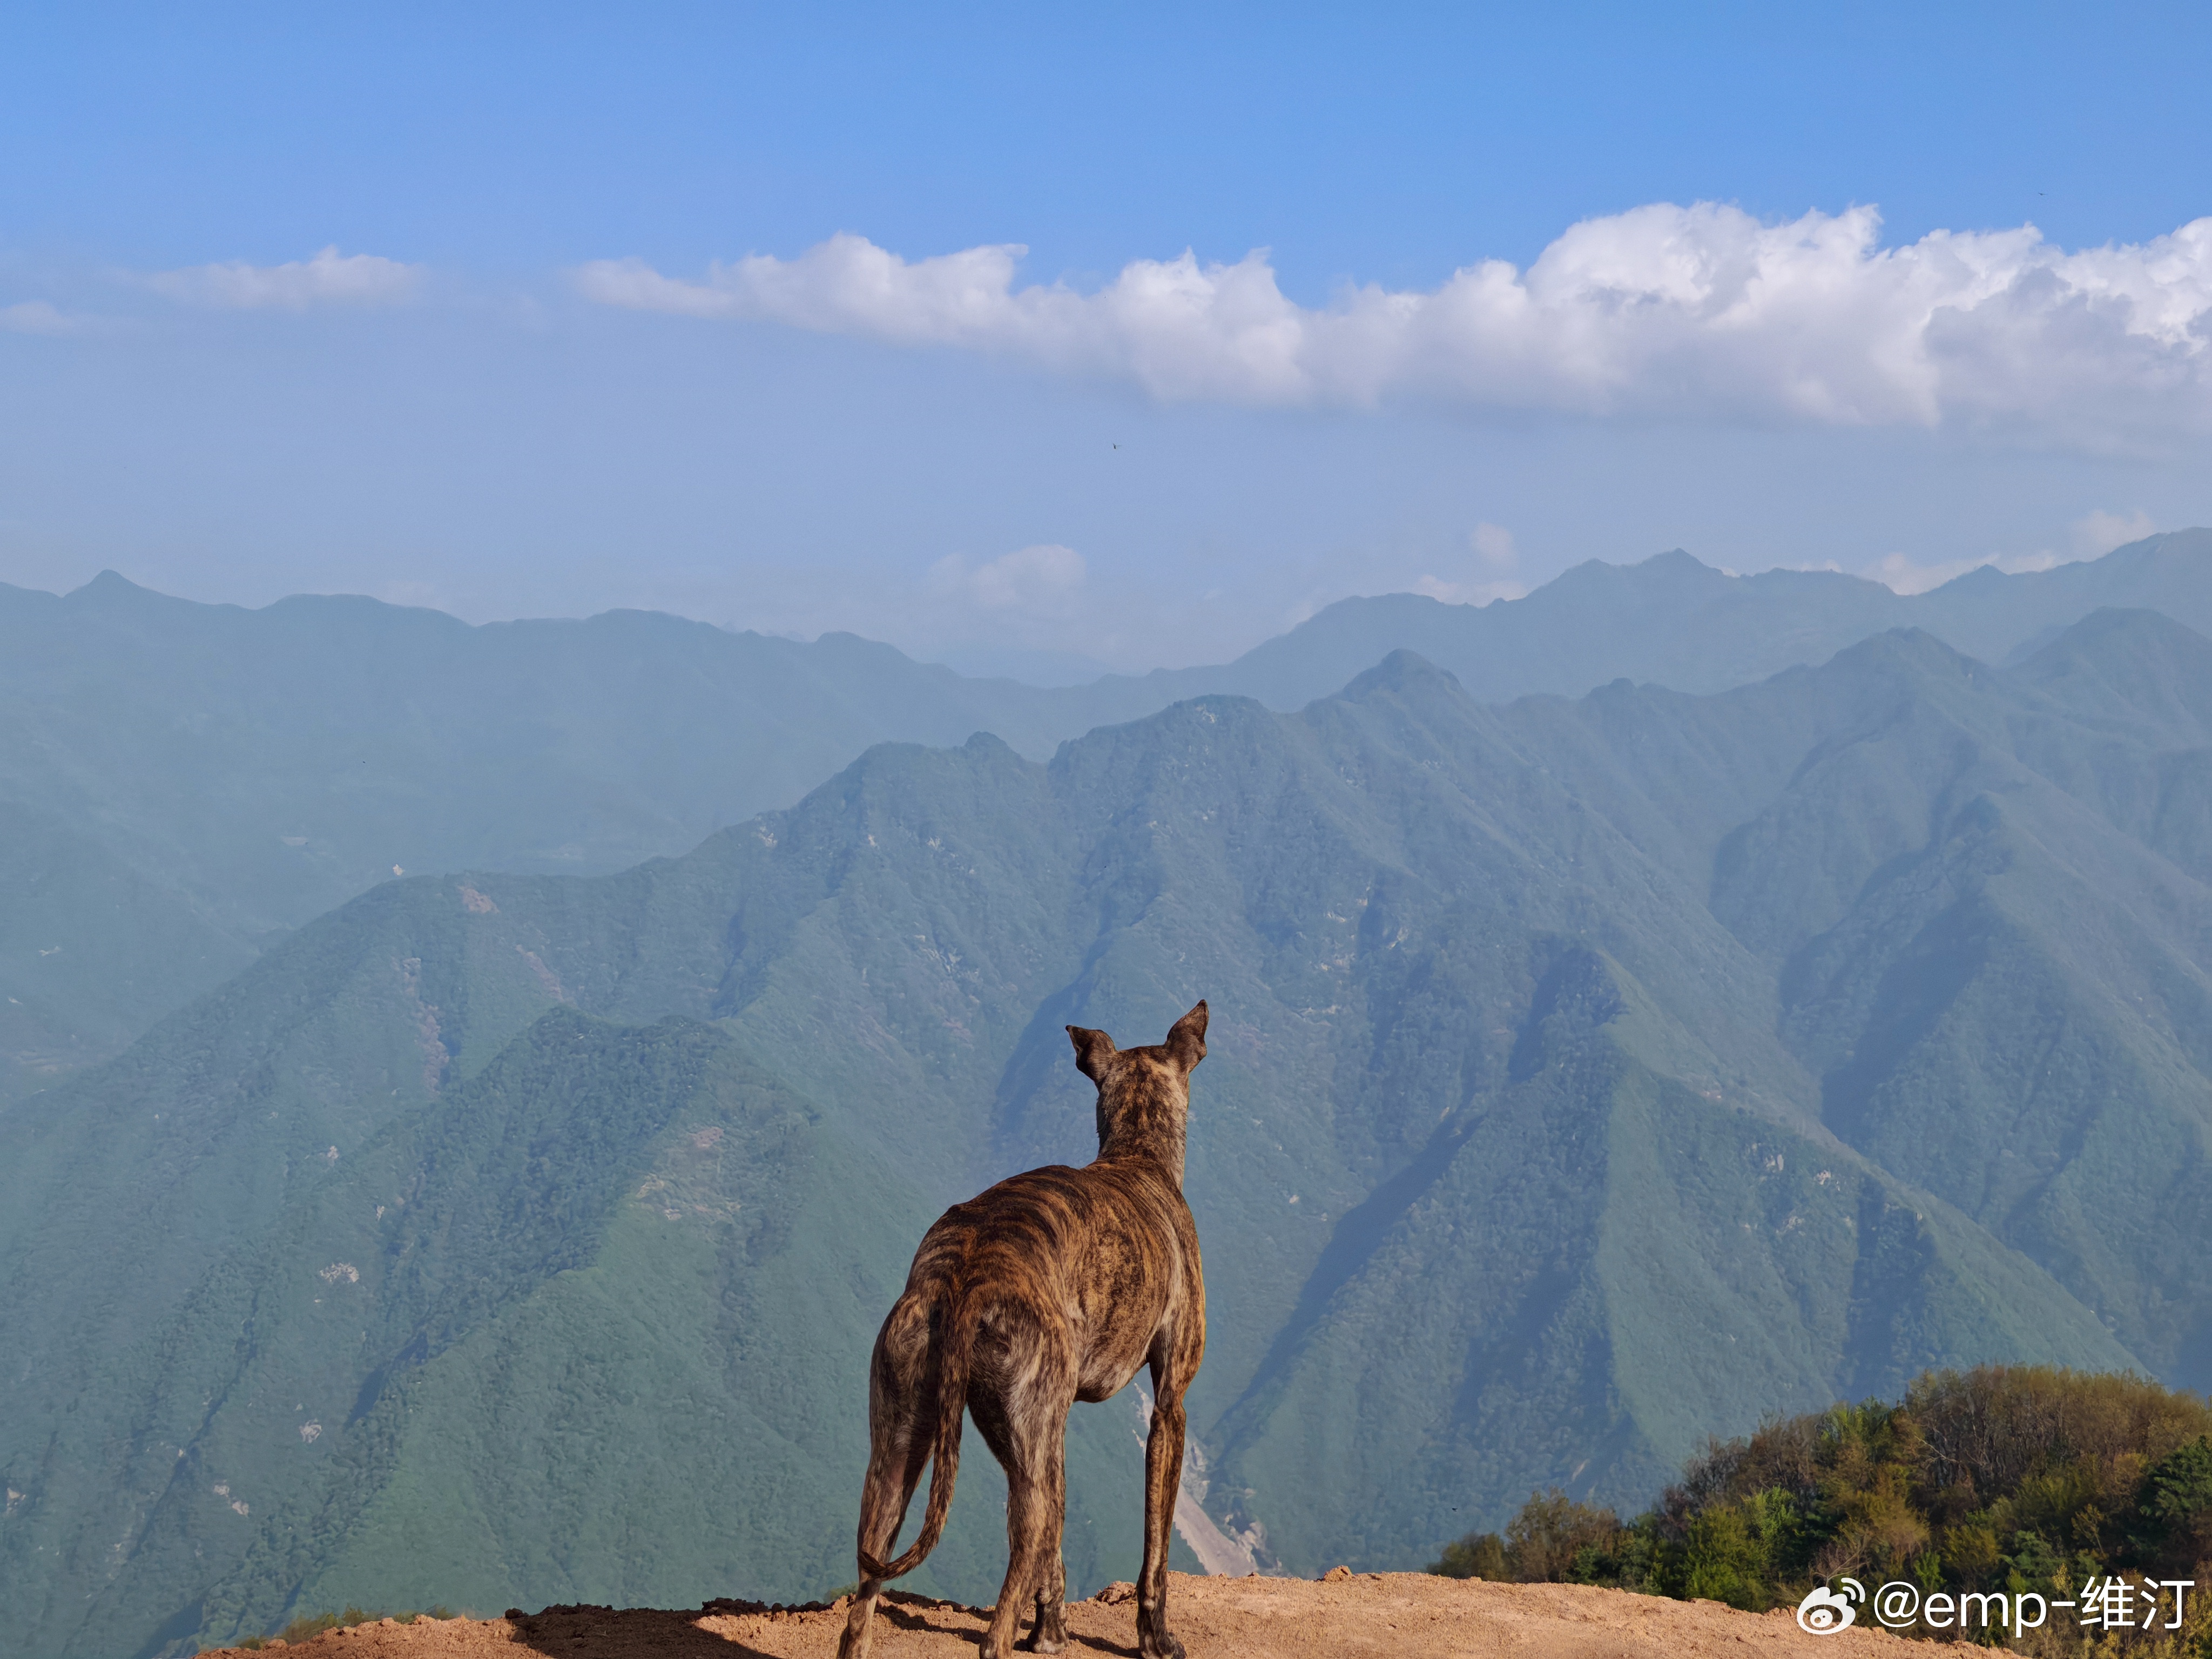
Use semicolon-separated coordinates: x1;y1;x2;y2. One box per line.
975;1365;1073;1657
1137;1350;1194;1659
838;1309;934;1659
1018;1427;1069;1655
837;1440;925;1659
1024;1513;1069;1654
985;1422;1066;1657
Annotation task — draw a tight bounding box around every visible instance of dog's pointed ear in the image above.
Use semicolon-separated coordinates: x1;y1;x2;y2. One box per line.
1164;1000;1208;1073
1067;1024;1117;1083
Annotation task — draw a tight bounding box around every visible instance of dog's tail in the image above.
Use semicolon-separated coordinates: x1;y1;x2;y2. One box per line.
858;1293;976;1581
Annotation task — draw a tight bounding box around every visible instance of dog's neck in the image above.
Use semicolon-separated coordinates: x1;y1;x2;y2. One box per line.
1094;1061;1189;1185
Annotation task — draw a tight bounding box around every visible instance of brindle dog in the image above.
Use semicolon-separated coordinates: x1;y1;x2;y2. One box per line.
835;1002;1210;1659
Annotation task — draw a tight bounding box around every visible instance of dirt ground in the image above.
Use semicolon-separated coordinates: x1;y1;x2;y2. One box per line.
200;1570;1940;1657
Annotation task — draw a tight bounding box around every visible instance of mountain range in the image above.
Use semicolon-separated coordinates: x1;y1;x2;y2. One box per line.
12;586;2212;1652
8;528;2212;1105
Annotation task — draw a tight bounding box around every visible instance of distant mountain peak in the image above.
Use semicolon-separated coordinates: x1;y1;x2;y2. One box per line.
1339;649;1468;702
2013;606;2212;741
1825;625;1977;677
69;569;154;602
1543;547;1732;596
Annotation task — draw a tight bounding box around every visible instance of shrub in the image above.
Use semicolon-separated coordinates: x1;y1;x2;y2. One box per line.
1427;1365;2212;1645
1680;1502;1765;1608
1428;1530;1507;1580
1503;1488;1621;1582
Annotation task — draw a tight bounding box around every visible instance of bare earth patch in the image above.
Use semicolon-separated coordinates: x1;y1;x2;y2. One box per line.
199;1572;1926;1657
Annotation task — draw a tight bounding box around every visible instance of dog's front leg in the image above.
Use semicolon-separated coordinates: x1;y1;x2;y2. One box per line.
1138;1380;1188;1659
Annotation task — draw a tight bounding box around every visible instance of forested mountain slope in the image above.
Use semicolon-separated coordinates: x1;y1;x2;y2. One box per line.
7;533;2210;1104
17;611;2212;1654
0;574;1087;1100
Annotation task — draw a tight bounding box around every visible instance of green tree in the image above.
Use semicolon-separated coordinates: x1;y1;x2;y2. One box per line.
1428;1532;1507;1580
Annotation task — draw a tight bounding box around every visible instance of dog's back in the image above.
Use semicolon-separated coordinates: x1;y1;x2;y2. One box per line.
896;1157;1201;1405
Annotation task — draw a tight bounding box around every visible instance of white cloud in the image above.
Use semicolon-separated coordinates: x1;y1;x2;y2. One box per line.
1470;522;1518;568
1869;507;2164;596
2070;507;2157;556
0;300;83;335
928;543;1088;621
146;246;422;311
1414;522;1527;606
1867;548;2063;596
577;206;2212;445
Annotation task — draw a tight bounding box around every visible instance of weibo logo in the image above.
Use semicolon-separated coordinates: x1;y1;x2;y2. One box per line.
1796;1579;1865;1634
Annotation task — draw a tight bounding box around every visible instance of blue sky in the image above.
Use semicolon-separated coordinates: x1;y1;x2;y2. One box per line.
4;3;2210;675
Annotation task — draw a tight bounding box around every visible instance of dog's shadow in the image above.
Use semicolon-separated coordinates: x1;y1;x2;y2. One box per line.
502;1597;1139;1658
506;1607;776;1657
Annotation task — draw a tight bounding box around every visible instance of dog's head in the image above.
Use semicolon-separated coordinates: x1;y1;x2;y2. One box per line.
1067;1001;1207;1172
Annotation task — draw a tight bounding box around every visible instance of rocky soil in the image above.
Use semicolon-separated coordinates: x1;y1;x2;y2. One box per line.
199;1570;1927;1656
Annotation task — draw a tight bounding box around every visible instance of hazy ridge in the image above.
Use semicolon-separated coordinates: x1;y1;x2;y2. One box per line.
8;530;2212;1103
